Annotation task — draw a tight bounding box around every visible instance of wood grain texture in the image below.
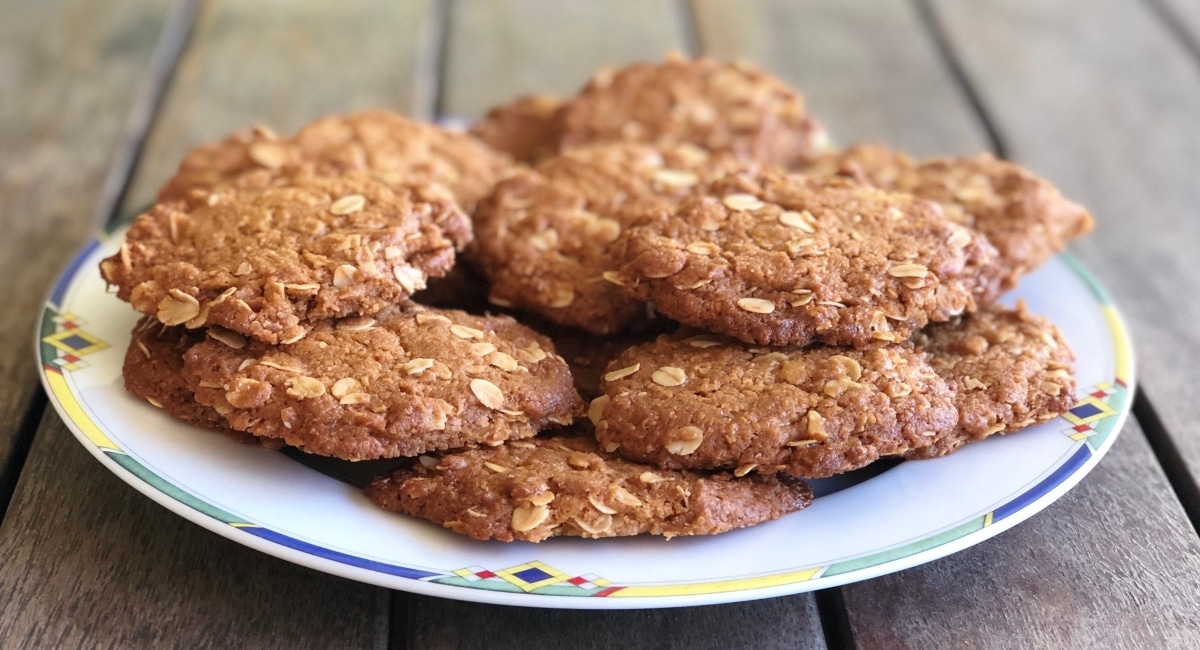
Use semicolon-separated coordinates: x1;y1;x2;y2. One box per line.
405;597;826;650
930;0;1200;507
0;418;389;649
692;1;1200;646
843;420;1200;650
1155;0;1200;54
440;0;688;118
0;0;169;496
0;0;441;646
691;0;989;155
119;0;439;213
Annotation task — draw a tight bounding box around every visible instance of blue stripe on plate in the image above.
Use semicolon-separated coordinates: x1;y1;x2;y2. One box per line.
50;239;101;306
239;527;443;580
992;444;1092;523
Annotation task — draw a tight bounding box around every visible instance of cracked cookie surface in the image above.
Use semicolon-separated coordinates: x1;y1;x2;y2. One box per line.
802;145;1094;291
101;171;471;344
611;170;1003;347
158;110;511;211
122;317;266;445
365;435;811;542
593;305;1077;476
908;302;1077;458
591;332;959;479
181;306;582;460
475;142;749;335
555;54;829;167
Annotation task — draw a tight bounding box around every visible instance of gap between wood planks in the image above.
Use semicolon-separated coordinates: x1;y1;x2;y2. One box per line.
97;0;203;231
0;0;199;529
1135;391;1200;536
390;589;412;650
0;391;45;526
1143;0;1200;72
675;0;704;58
814;588;856;650
427;0;454;120
911;0;1007;159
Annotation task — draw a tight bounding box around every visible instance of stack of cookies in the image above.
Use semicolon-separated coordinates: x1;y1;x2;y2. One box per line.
102;54;1092;543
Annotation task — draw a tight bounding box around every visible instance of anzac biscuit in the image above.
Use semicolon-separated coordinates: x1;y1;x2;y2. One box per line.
802;145;1094;290
101;171;471;344
364;435;811;542
469;94;562;164
122;317;269;446
555;54;829;167
123;318;231;431
158;110;511;211
475;142;748;335
907;302;1077;458
611;170;1004;347
182;306;583;460
591;332;959;478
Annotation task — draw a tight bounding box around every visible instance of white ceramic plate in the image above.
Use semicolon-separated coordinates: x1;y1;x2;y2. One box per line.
38;226;1133;609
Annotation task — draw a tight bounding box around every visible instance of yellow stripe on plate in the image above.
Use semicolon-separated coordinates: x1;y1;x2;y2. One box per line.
608;567;823;598
45;370;119;451
1102;306;1133;385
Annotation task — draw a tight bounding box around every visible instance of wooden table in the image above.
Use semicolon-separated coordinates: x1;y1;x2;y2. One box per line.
3;1;1200;647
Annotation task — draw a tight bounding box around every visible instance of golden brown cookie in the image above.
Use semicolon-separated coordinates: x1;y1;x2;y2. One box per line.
538;317;674;401
555;54;829;167
474;141;749;335
469;94;562;164
610;170;1004;347
802;145;1094;290
364;435;811;542
122;317;270;447
101;171;471;344
158;110;511;211
123;318;231;431
590;332;959;479
593;304;1078;476
907;302;1077;458
182;306;583;460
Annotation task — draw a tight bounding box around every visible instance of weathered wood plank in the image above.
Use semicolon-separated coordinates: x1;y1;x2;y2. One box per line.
1154;0;1200;55
692;0;989;155
0;0;170;506
1;0;439;646
406;597;826;650
930;0;1200;522
843;420;1200;649
410;4;823;645
0;418;389;649
692;0;1200;646
440;0;688;118
120;0;439;213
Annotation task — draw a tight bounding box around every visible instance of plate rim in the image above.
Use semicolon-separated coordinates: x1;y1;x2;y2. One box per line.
35;228;1136;609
